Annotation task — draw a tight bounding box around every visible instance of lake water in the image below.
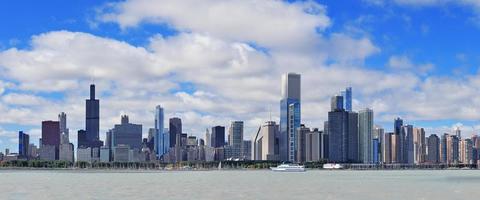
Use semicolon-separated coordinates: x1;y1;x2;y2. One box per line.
0;170;479;200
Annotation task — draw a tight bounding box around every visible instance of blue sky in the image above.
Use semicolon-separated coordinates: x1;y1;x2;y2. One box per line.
1;0;480;153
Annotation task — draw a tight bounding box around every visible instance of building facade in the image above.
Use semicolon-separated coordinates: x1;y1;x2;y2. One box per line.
358;108;373;163
279;73;301;162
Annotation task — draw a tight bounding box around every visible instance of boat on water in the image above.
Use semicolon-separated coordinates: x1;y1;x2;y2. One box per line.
270;163;306;172
323;163;344;169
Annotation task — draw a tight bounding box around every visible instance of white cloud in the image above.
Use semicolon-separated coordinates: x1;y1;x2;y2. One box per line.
1;0;479;147
97;0;331;50
388;55;434;74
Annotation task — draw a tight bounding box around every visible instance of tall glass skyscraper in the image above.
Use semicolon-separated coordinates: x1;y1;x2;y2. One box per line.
280;73;301;162
85;84;101;147
344;87;352;112
358;108;373;163
18;131;29;158
155;105;169;158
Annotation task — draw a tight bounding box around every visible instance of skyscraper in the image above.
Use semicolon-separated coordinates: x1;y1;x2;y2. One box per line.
330;95;344;111
328;96;359;163
169;118;182;148
358;108;373;163
328;110;348;163
211;126;225;148
459;138;473;164
383;132;392;164
403;125;414;164
426;134;440;163
86;84;101;148
205;129;211;147
18;131;29;158
58;112;69;143
393;118;404;163
374;126;385;163
253;121;279;160
155;105;169;158
440;133;448;163
446;135;459;164
344;87;352;112
296;124;309;163
280;73;301;161
111;115;143;150
41;121;60;160
413;128;426;164
228;121;244;159
455;127;461;139
347;112;359;162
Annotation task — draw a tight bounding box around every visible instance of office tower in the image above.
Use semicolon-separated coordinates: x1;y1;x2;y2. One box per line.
372;138;379;163
287;102;301;162
344;87;352;112
58;112;69;143
228;121;244;159
426;134;440;163
374;126;384;163
455;127;461;139
323;121;329;159
403;125;414;164
296;124;309;163
41;121;60;160
77;130;87;148
413;128;426;164
253;121;279;160
147;128;155;151
328;109;348;163
243;140;252;160
187;136;197;146
279;73;301;161
459;138;473;164
383;132;392;164
391;134;400;163
347;112;359;162
328;99;358;163
446;135;459;164
154;105;164;157
440;133;448;163
169;118;182;148
305;128;325;162
211;126;225;148
358;108;373;163
18;131;29;158
205;129;211;147
393;118;404;163
100;146;110;162
180;133;188;147
111;115;143;150
330;95;344;111
57;112;74;162
86;84;100;147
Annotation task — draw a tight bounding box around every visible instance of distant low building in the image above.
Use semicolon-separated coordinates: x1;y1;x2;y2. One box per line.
39;145;56;161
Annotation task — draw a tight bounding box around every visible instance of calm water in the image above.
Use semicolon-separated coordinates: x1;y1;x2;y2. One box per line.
0;170;479;200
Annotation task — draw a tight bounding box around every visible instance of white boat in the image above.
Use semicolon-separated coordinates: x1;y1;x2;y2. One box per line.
270;163;306;172
323;163;344;169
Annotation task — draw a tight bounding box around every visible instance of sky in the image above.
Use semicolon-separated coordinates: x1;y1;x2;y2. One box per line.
1;0;480;153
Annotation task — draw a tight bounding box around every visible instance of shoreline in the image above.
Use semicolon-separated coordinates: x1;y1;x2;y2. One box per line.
0;167;478;172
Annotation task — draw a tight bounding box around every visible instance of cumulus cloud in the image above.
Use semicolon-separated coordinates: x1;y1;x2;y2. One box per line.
387;55;435;74
1;0;479;149
97;0;331;50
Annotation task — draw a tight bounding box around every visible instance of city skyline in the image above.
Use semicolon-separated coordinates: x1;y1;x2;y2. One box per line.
2;0;480;153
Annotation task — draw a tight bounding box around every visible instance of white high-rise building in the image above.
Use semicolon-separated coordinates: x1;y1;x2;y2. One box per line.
253;121;279;161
